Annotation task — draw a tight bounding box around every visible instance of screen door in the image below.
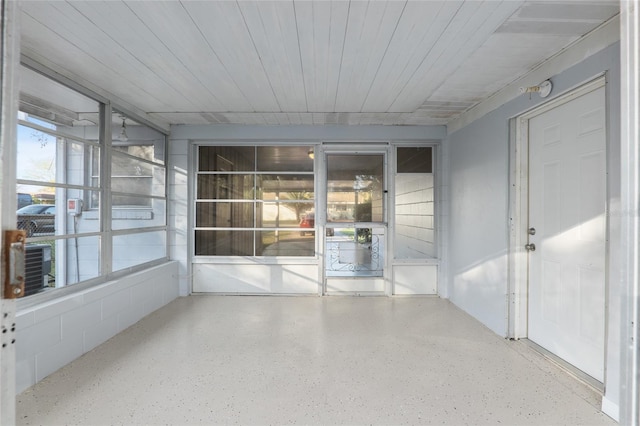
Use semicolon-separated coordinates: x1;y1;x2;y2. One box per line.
324;153;386;294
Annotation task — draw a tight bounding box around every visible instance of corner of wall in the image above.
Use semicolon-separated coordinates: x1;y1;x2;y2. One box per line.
15;261;180;394
437;133;450;300
167;139;190;296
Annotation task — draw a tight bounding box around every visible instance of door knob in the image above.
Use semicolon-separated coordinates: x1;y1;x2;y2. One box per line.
528;227;536;235
525;243;536;252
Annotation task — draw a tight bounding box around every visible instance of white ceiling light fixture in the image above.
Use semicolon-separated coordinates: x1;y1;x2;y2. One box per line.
519;80;553;98
119;117;128;142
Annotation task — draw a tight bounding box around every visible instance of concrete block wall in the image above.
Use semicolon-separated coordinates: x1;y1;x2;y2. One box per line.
15;261;180;393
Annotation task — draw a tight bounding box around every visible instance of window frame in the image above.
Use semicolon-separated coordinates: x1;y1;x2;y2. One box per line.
91;144;165;209
194;144;316;258
16;62;170;307
393;144;438;260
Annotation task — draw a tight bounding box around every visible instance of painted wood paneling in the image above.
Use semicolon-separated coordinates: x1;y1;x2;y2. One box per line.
390;1;524;112
237;1;307;111
360;1;461;112
333;1;406;112
182;1;281;112
19;0;620;126
20;12;171;113
395;174;436;259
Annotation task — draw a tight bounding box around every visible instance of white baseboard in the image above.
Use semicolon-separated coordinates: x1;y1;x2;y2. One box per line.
601;396;619;422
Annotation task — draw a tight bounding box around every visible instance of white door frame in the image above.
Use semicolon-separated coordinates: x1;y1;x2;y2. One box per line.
620;1;640;423
320;143;391;295
508;75;608;340
0;0;20;423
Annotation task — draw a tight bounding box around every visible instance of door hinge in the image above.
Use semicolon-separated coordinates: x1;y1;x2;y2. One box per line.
3;230;26;299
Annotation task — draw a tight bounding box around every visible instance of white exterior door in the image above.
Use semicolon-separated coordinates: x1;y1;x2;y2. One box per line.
527;83;606;382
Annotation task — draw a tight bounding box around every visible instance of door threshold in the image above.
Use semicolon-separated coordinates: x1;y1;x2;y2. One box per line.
522;339;604;392
324;291;387;297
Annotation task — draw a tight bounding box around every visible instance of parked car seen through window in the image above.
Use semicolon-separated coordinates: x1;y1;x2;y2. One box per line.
17;204;55;236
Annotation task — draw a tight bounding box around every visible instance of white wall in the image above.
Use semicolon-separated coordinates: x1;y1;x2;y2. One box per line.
0;1;21;422
446;41;621;417
617;2;639;423
193;263;319;294
395;173;435;258
447;112;510;335
168;139;190;296
15;261;180;394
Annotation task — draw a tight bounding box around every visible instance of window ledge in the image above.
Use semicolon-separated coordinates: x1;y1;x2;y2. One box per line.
192;256;320;265
83;209;154;220
392;258;439;265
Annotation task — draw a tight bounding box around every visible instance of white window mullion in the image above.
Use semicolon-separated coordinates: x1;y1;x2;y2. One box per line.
100;103;112;275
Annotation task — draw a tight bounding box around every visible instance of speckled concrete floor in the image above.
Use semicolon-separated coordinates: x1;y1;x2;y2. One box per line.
16;296;615;425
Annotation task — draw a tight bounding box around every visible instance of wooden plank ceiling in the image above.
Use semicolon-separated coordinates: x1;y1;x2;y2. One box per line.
19;0;619;127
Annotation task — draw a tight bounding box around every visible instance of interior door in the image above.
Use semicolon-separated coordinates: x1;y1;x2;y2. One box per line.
324;153;386;294
527;83;606;382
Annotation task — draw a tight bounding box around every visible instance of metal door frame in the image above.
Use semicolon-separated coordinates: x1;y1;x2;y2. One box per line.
319;143;390;295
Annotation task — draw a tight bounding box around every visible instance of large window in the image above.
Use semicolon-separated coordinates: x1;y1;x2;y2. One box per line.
109;110;167;272
195;145;315;256
16;65;168;297
17;67;102;290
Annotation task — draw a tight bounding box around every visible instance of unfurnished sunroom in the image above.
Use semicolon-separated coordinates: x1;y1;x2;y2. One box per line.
1;0;638;424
